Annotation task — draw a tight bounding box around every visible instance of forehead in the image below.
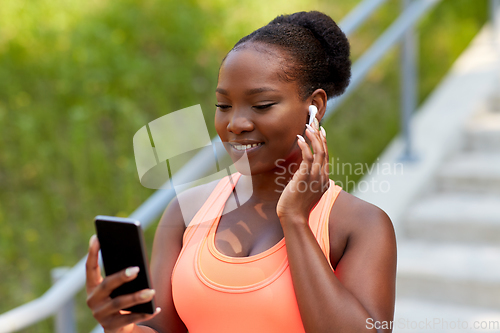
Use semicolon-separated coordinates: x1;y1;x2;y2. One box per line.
217;43;293;92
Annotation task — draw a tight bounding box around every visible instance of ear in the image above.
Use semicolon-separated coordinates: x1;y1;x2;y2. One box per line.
309;89;328;123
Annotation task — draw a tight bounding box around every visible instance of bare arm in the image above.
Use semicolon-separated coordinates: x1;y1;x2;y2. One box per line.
281;200;397;333
136;196;189;333
276;114;396;332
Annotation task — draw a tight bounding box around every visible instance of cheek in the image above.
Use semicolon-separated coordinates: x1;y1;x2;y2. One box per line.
264;110;305;148
214;111;227;137
272;107;305;136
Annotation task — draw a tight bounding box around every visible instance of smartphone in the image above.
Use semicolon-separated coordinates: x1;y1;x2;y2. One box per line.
94;215;155;314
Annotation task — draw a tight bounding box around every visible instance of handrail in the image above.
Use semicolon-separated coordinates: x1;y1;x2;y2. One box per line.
492;0;500;36
327;0;440;117
339;0;388;36
0;137;222;333
0;0;452;331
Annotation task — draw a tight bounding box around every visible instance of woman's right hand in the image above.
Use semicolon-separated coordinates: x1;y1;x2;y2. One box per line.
85;235;161;333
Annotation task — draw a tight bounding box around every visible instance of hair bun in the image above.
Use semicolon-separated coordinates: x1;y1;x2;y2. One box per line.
228;10;351;99
270;11;351;97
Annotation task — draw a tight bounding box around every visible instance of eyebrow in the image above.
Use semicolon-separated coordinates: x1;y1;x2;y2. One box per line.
215;87;278;96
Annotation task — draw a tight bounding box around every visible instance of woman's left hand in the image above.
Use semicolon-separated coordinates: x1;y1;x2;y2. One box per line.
276;121;330;223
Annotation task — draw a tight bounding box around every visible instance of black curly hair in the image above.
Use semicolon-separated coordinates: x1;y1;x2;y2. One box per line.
222;11;351;101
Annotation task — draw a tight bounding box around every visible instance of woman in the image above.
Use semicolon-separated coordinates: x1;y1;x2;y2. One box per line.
86;10;397;333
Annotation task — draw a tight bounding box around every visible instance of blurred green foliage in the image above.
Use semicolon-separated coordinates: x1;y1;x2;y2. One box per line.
0;0;488;331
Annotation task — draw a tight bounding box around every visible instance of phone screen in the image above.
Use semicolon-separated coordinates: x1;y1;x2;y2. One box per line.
94;215;155;314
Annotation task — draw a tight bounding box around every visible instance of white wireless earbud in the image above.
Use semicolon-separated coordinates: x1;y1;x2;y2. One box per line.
308;105;318;126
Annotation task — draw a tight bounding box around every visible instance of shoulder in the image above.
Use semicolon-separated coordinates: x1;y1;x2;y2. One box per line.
330;188;395;238
145;176;225;333
328;188;396;266
158;176;223;232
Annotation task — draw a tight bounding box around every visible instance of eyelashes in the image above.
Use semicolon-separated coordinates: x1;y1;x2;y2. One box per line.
215;103;277;110
215;104;231;110
254;103;276;110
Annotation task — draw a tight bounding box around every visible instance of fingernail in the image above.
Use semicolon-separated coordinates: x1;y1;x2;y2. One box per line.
313;117;320;131
140;289;155;300
297;134;305;143
89;235;96;247
320;126;326;138
306;124;316;133
125;266;139;277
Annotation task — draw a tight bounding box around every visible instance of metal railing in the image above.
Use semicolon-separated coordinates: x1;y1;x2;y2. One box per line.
2;0;495;331
492;0;500;33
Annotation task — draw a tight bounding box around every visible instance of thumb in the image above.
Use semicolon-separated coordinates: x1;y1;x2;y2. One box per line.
85;235;103;294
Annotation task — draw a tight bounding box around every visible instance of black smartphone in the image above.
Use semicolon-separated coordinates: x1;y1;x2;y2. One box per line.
94;215;155;314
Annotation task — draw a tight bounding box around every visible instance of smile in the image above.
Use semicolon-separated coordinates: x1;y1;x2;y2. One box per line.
231;142;264;152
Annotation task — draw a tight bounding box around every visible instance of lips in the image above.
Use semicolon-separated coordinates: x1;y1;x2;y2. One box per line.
231;142;264;151
229;142;264;155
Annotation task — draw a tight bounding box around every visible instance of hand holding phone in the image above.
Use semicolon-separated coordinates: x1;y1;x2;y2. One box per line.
94;215;156;313
85;216;161;332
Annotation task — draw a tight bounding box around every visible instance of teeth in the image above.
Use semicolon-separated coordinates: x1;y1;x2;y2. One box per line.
233;142;263;151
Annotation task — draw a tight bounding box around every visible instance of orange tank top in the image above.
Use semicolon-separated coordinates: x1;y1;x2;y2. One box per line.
171;172;342;333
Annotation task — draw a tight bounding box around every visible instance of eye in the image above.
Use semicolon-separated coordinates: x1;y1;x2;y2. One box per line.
253;103;276;110
215;104;231;110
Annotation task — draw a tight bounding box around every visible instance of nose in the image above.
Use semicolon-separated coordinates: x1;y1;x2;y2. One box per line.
227;109;254;134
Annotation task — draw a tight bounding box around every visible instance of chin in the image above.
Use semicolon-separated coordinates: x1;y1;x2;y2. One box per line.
232;160;263;176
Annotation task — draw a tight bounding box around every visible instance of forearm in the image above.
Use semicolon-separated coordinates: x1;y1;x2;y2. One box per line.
281;216;376;333
101;325;157;333
124;324;158;333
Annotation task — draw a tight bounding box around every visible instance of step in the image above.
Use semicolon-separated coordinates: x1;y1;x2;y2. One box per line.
394;297;500;332
397;241;500;309
436;153;500;194
403;193;500;244
465;127;500;153
463;107;500;153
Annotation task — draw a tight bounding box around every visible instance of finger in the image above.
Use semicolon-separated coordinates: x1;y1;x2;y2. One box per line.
96;266;140;298
97;288;156;318
305;124;325;178
320;126;330;179
297;134;313;177
88;266;140;311
86;235;103;294
316;127;329;191
102;307;161;331
319;127;331;192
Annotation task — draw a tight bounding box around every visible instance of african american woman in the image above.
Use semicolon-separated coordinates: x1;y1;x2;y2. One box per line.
86;10;397;333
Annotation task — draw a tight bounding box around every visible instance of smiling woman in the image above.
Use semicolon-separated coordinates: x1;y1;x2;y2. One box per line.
85;10;397;333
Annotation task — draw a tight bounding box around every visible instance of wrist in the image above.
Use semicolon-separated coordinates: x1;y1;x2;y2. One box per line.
279;214;308;227
104;323;138;333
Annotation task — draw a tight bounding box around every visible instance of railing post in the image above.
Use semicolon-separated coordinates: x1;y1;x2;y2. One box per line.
491;0;500;113
51;267;77;333
400;0;418;161
491;0;500;33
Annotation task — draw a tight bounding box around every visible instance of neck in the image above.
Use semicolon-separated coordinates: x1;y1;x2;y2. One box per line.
234;148;302;206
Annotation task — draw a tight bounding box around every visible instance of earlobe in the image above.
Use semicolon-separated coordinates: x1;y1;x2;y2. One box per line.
309;88;328;121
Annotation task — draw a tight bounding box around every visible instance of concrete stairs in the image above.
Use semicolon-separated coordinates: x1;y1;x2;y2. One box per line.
394;99;500;332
